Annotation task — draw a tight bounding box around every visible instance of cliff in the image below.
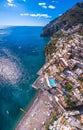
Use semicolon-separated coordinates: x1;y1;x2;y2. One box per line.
41;2;83;37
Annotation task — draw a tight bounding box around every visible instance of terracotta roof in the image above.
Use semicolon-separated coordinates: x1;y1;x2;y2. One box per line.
55;74;64;81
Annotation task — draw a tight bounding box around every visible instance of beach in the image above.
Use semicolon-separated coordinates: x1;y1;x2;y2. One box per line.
16;90;55;130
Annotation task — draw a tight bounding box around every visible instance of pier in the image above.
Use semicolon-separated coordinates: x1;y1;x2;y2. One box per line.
32;76;42;89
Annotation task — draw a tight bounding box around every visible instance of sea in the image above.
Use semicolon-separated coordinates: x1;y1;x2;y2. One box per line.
0;26;50;130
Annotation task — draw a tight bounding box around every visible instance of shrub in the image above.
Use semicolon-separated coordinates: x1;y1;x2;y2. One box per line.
64;84;73;92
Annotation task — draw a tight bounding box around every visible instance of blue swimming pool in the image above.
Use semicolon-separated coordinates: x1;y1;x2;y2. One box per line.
49;78;56;87
41;83;45;88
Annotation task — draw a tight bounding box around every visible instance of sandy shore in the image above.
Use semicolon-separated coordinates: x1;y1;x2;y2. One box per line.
16;90;55;130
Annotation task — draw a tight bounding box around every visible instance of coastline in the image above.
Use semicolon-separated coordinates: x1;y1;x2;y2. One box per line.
15;88;56;130
0;26;51;130
15;89;41;129
15;31;51;130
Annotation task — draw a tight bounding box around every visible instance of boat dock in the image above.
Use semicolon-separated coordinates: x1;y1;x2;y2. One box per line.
32;76;42;90
32;57;56;90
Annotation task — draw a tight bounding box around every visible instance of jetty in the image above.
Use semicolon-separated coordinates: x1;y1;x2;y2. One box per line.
32;76;42;89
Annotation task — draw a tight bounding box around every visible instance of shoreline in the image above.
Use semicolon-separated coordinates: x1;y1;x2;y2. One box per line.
15;34;51;130
16;89;55;130
15;89;42;130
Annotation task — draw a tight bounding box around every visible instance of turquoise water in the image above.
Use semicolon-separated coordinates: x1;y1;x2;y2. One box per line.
0;26;50;130
49;78;56;87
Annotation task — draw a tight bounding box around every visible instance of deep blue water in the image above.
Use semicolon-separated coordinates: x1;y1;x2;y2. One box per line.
0;26;50;130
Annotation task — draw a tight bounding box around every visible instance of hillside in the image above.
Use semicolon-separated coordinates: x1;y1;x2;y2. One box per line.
41;2;83;37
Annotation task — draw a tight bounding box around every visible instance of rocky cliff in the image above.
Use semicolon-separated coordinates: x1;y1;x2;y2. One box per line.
41;2;83;37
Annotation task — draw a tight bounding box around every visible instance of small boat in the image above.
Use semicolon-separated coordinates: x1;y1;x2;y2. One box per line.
20;108;26;113
6;110;9;115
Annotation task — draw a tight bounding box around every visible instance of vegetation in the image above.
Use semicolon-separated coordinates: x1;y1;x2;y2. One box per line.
73;65;78;70
66;94;71;99
64;84;73;92
78;77;83;82
59;68;63;73
66;94;76;109
53;30;64;38
45;39;57;57
67;36;73;42
79;32;83;36
45;113;57;130
66;100;76;109
46;68;50;74
41;2;83;37
78;26;83;36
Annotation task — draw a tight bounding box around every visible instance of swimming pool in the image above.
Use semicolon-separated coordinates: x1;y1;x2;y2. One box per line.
49;78;56;87
41;83;45;88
